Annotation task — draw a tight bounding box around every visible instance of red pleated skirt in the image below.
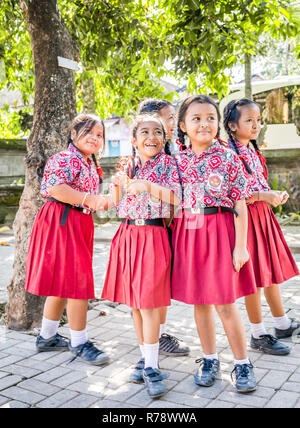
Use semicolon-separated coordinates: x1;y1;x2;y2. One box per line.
247;201;299;288
171;211;257;305
101;222;171;309
25;201;95;299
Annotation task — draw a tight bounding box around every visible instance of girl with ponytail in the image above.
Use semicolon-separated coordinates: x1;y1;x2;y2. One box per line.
136;98;190;359
101;114;182;399
223;98;300;355
25;113;111;366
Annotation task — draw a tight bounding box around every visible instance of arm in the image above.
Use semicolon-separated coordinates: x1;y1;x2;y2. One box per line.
247;190;287;207
232;198;250;272
126;179;181;206
48;184;108;211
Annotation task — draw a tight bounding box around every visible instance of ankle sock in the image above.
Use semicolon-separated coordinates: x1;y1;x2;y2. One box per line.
204;353;219;361
139;344;145;359
159;324;166;338
250;322;268;339
273;315;291;330
70;328;88;348
144;342;159;369
40;317;59;340
234;358;250;366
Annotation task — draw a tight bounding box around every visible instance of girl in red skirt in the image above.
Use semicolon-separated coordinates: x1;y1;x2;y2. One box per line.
224;98;300;355
172;95;257;393
25;114;111;365
101;114;181;398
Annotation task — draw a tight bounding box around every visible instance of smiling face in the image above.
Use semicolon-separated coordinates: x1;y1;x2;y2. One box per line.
158;104;176;140
229;104;261;145
132;119;165;162
179;102;219;151
72;124;104;159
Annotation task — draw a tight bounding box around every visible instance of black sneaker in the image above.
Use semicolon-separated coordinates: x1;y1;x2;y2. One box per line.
36;333;69;352
275;318;300;339
231;362;256;393
68;340;109;365
194;358;220;387
129;358;145;384
159;333;190;357
250;334;290;355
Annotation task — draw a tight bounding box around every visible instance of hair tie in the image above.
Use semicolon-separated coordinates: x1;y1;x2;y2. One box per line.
96;165;103;180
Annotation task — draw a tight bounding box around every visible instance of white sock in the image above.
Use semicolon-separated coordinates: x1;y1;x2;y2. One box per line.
139;344;145;359
234;358;250;366
273;315;291;330
204;353;219;361
159;324;166;338
70;328;88;348
40;317;59;339
144;342;159;369
250;322;268;339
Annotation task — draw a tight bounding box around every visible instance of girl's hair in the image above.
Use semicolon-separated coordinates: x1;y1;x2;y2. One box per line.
68;113;105;184
127;114;170;178
177;95;221;150
137;98;173;115
223;98;267;178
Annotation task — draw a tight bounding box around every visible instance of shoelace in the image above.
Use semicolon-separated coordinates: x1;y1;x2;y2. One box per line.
195;358;214;370
68;341;102;365
160;333;181;345
258;334;278;344
231;363;252;381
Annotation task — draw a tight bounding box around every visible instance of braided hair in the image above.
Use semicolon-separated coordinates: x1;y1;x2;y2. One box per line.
127;114;169;178
177;95;221;151
223;98;268;179
67;113;105;186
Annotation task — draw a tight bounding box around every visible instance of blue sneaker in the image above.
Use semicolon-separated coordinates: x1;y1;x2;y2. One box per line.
143;367;168;398
231;362;256;393
129;358;145;383
194;358;220;387
68;340;109;365
36;333;69;352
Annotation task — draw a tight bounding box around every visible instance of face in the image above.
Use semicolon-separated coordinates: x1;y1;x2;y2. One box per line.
229;104;261;144
158;104;176;140
180;102;219;149
132;120;165;162
72;124;104;158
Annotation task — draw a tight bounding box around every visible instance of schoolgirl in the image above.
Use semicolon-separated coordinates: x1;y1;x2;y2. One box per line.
101;114;181;398
171;95;257;393
137;98;190;358
25;113;111;365
223;98;300;355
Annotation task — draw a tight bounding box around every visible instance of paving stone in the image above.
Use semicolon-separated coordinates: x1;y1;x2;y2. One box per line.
91;399;137;408
34;367;72;383
163;390;210;408
0;375;23;390
217;391;268;408
259;370;291;389
0;400;30;408
66;380;106;398
0;386;45;405
51;371;87;388
18;379;61;396
265;390;299;408
206;399;235;408
0;395;9;405
35;390;78;408
0;355;24;368
105;382;145;402
60;393;99;408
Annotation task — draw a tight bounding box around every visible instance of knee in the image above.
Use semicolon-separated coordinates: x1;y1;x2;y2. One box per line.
215;304;235;318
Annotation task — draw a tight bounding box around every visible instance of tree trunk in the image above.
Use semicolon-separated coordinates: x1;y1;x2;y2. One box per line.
5;0;79;330
82;67;96;113
244;53;252;100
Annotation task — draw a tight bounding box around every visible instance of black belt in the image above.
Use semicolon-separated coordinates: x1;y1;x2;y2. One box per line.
184;206;238;217
121;218;164;227
47;198;91;226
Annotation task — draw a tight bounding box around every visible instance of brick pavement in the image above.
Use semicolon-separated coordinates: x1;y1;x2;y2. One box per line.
0;224;299;408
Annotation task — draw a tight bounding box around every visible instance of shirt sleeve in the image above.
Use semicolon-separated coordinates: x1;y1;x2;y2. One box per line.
160;157;182;200
40;153;80;197
227;152;249;202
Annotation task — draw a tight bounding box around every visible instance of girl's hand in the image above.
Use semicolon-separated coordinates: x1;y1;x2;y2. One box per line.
232;247;249;272
111;172;129;188
280;191;289;205
126;179;149;195
85;194;108;211
262;191;283;207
